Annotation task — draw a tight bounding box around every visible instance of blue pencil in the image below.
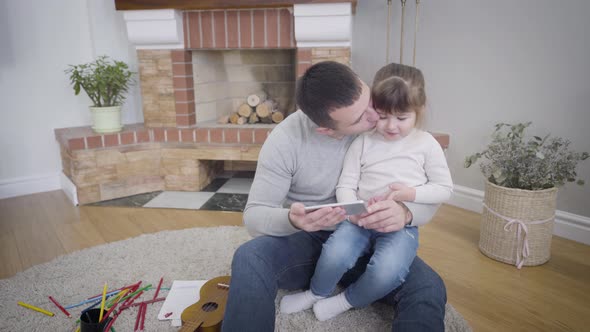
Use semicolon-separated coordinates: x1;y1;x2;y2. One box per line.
65;291;119;310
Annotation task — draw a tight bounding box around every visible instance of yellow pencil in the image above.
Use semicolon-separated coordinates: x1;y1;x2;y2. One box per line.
99;282;108;322
17;301;55;317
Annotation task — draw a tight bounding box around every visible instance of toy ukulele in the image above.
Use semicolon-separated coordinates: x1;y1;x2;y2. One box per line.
179;276;231;332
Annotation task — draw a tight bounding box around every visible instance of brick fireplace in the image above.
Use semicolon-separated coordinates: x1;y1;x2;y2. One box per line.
55;1;359;204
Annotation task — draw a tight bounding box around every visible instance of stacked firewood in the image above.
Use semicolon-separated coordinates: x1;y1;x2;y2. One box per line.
218;91;284;125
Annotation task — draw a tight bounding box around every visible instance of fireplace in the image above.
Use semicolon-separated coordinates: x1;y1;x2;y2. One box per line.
54;1;358;204
191;49;296;123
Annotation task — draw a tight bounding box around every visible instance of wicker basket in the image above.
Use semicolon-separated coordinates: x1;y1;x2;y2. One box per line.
479;181;557;268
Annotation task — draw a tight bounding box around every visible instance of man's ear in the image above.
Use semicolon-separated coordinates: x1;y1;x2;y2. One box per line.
315;127;334;136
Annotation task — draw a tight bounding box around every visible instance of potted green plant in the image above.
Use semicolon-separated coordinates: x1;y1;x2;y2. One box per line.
65;55;135;133
465;122;588;268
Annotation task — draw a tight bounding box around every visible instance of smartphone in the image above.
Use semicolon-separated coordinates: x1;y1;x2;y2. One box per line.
304;200;367;215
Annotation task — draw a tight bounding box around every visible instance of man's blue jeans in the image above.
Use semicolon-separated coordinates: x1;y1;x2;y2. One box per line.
311;221;419;308
221;230;446;332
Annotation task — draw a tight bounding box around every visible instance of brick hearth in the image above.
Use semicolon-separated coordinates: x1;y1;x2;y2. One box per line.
55;124;270;204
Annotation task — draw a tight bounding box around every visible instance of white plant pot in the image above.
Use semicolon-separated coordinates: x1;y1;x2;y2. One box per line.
90;106;123;133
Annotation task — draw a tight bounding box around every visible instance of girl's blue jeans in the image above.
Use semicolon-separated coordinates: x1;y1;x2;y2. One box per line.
311;221;419;308
222;228;446;332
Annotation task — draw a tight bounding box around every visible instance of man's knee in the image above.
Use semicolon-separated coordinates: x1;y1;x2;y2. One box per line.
425;271;447;305
231;239;270;273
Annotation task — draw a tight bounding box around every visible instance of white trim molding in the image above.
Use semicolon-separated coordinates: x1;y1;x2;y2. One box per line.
60;172;79;206
0;173;61;200
123;9;185;49
448;184;590;245
293;3;352;48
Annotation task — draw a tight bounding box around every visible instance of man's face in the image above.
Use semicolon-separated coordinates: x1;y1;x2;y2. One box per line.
325;82;379;138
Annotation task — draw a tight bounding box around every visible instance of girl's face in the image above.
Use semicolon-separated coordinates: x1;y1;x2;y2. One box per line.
375;109;417;141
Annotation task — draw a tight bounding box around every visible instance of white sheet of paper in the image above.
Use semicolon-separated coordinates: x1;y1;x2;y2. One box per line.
157;280;208;324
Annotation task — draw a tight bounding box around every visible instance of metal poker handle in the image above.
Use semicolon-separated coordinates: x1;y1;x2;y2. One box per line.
400;0;407;64
386;0;393;64
413;0;420;65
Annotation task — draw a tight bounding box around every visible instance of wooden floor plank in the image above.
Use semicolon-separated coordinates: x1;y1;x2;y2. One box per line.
0;231;23;279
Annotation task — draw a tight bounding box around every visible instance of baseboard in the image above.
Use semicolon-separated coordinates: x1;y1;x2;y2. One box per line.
0;173;61;200
60;172;79;206
448;184;590;245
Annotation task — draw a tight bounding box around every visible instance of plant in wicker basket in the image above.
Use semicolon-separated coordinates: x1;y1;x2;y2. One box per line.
465;122;588;268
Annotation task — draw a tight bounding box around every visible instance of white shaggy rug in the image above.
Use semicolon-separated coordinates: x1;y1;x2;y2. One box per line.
0;226;471;331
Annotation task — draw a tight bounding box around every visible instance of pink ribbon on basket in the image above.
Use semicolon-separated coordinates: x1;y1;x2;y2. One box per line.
483;203;554;269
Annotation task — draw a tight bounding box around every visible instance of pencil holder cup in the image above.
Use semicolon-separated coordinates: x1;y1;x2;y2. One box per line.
80;308;111;332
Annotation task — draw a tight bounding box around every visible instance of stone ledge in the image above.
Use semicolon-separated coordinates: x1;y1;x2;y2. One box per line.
54;123;272;152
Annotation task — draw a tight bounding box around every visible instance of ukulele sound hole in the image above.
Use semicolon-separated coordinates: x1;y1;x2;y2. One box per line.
201;302;218;312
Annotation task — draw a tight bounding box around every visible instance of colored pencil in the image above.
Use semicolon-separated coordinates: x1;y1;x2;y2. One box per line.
133;302;143;332
17;301;54;317
99;283;108;322
119;284;151;305
152;277;163;300
120;291;144;311
100;299;120;324
104;311;118;332
87;281;141;299
139;302;147;331
65;290;119;309
80;298;102;315
48;296;71;318
124;297;165;308
105;289;129;308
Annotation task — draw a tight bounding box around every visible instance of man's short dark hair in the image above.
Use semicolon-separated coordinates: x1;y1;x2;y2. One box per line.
295;61;362;129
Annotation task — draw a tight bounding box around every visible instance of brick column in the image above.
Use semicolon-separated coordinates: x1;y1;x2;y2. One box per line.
171;50;196;127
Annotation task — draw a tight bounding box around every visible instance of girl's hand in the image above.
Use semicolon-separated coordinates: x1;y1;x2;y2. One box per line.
385;183;416;202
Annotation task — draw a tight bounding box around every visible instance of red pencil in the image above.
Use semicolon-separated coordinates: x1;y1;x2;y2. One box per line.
48;296;71;318
134;303;143;332
125;297;165;308
121;291;144;310
139;303;147;331
153;277;163;300
104;311;118;332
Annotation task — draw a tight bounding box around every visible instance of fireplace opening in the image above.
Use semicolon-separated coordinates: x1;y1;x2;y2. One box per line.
192;49;296;125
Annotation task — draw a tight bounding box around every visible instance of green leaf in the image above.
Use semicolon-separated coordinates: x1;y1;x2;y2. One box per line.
464;157;472;168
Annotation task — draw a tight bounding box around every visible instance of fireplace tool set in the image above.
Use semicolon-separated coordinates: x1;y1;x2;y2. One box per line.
385;0;421;66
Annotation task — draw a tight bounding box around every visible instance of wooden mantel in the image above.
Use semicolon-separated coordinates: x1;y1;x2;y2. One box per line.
114;0;356;11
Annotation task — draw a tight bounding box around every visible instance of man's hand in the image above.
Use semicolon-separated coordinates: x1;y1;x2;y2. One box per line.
385;183;416;202
356;197;411;233
289;203;347;232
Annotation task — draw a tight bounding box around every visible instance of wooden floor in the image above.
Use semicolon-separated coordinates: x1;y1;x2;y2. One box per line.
1;190;589;331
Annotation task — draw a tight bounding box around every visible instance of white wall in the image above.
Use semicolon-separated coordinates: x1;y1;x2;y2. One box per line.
0;0;141;197
352;0;590;219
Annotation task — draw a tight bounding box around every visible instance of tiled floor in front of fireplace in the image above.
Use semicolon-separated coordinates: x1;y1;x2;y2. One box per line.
87;171;255;212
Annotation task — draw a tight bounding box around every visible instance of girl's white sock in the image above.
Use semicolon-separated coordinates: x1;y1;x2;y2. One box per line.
312;292;353;321
280;290;325;314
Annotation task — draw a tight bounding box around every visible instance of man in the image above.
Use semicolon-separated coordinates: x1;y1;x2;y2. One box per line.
221;61;446;331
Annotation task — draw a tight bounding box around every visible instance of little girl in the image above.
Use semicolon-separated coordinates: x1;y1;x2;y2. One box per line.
280;63;453;321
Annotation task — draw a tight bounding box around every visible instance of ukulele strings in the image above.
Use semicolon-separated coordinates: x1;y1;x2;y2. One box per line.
181;281;230;331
